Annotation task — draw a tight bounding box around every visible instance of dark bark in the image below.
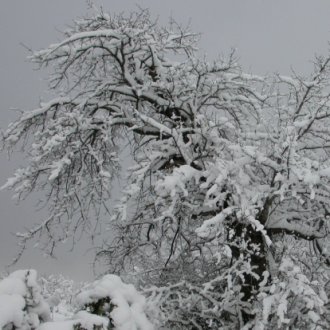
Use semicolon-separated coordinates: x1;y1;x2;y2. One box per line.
228;219;269;323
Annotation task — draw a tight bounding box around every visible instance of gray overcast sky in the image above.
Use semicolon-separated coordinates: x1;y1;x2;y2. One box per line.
1;0;330;281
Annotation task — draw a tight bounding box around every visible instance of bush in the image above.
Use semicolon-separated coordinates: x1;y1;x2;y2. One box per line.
0;269;50;329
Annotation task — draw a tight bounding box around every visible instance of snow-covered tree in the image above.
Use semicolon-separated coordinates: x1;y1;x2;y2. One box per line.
3;8;330;328
39;274;84;320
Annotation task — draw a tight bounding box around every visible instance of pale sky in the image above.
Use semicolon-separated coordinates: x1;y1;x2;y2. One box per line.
1;0;330;280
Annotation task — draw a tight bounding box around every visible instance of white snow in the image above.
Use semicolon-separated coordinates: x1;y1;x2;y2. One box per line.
76;274;153;330
0;294;25;329
38;320;78;330
39;312;108;330
0;269;51;329
0;270;154;330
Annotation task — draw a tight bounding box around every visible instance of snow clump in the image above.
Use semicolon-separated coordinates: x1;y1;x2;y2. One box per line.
0;269;51;329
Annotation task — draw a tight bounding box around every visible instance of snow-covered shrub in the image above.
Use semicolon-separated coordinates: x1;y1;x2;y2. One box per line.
0;269;51;329
39;274;153;330
75;274;153;330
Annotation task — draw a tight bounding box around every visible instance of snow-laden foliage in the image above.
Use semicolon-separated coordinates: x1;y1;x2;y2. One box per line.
3;8;330;328
254;257;327;329
0;269;50;329
39;274;85;321
0;270;153;330
75;274;153;330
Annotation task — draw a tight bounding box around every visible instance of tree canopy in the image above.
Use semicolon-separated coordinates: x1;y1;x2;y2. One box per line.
3;8;330;329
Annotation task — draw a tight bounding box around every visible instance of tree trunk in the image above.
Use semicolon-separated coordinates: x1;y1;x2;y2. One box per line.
229;220;269;323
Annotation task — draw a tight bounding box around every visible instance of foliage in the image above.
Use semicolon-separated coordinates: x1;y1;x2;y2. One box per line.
39;273;85;320
3;7;330;328
75;274;153;330
0;270;152;330
0;269;51;329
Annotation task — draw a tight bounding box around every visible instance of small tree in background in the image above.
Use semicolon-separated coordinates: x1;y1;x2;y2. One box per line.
3;8;330;328
40;274;85;318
